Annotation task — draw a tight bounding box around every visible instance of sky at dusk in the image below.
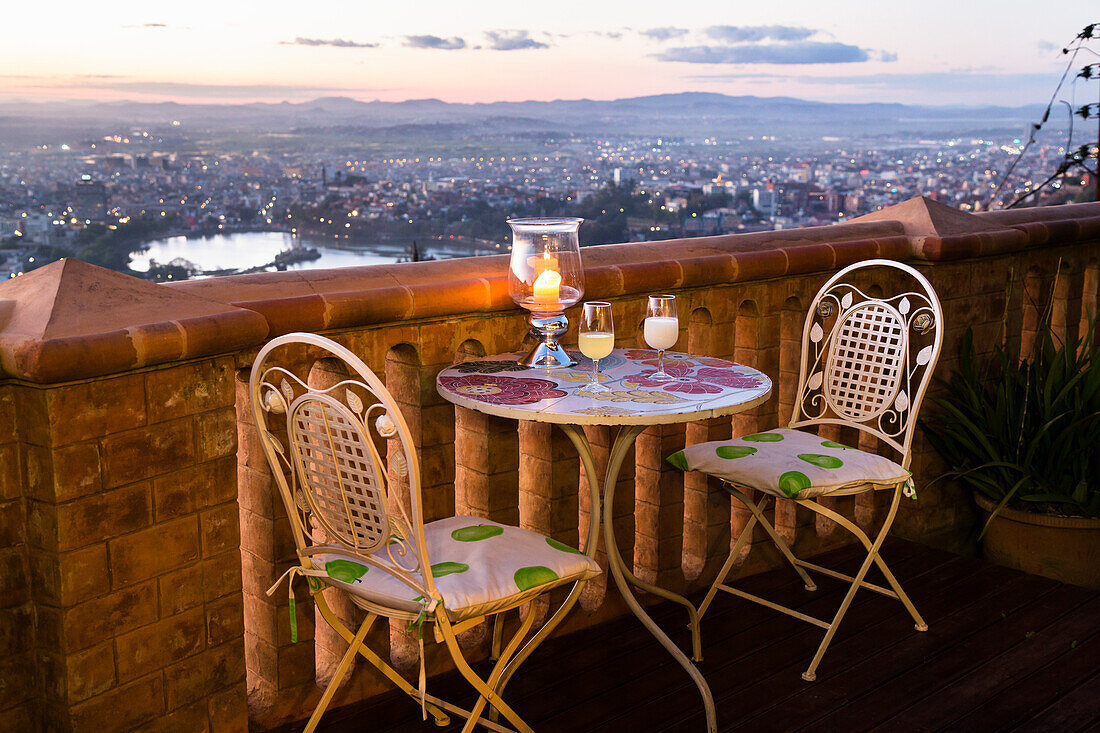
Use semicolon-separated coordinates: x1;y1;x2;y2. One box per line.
1;0;1095;107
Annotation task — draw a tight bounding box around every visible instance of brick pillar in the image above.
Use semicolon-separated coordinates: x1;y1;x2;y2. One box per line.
20;358;246;732
634;423;686;590
0;384;33;729
519;422;579;547
683;306;733;586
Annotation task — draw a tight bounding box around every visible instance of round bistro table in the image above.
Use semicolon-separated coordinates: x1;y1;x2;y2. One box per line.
437;348;772;732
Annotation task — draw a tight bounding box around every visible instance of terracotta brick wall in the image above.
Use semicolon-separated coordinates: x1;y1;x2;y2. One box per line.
9;359;246;731
0;198;1097;731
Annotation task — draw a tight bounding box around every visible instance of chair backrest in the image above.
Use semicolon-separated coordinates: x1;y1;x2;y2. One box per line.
789;259;944;467
249;332;435;599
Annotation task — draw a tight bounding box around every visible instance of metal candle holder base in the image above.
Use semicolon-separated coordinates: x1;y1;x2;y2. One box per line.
518;312;576;368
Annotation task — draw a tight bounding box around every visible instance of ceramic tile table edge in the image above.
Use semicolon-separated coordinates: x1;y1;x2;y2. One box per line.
436;348;773;732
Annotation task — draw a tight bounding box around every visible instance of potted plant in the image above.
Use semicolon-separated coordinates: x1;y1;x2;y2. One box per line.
922;310;1100;589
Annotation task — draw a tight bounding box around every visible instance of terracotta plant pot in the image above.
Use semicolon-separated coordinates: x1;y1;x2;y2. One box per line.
974;493;1100;589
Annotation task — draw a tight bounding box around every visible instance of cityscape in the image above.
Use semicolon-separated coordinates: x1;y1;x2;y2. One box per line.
0;94;1086;282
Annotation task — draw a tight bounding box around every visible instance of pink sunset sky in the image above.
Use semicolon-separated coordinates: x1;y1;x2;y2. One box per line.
1;0;1094;106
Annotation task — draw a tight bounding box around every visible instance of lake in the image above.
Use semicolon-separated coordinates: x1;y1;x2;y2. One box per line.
129;231;500;275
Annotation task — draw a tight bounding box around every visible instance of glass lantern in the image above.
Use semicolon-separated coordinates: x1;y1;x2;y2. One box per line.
507;217;585;368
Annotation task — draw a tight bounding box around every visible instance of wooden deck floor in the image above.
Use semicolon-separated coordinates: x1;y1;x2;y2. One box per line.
306;539;1100;732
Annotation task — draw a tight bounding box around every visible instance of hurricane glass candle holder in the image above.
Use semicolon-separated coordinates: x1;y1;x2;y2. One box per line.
507;217;584;368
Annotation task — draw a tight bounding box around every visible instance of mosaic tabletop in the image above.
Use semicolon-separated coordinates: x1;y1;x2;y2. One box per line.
436;349;772;426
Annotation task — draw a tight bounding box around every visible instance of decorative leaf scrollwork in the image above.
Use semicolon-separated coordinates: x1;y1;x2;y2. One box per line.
346;389;364;416
899;296;911;315
915;344;934;366
810;322;824;343
280;378;295;405
807;371;824;391
896;389;910;413
841;291;853;310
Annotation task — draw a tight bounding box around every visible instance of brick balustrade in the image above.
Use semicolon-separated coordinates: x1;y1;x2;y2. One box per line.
0;197;1097;731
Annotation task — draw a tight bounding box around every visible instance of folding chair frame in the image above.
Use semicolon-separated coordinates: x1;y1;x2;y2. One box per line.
694;259;943;681
250;333;598;732
696;482;927;681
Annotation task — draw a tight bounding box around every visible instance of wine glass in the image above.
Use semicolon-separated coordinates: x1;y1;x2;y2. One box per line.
579;301;614;392
644;294;678;381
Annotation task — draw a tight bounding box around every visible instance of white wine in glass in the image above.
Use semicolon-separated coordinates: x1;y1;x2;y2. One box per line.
579;301;614;392
644;294;678;381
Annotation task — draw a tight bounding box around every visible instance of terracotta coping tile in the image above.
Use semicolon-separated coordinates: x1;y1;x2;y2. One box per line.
2;200;1098;383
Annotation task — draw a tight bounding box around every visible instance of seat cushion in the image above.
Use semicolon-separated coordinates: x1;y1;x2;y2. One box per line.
313;516;600;620
666;428;909;499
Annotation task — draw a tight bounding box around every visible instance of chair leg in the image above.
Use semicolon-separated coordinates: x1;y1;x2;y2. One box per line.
803;487;927;631
437;612;534;733
303;612;375;733
462;606;538;732
799;486;910;682
735;489;817;592
491;612;505;661
314;594;451;726
697;493;760;620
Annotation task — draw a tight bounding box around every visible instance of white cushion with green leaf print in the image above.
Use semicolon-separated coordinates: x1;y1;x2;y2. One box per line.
666;428;910;499
314;516;600;620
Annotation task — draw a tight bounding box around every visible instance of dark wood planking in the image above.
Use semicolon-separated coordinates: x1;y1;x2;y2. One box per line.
947;632;1100;732
547;548;924;732
303;540;1100;733
589;546;959;732
1005;668;1100;733
808;582;1091;731
659;551;982;732
669;555;987;730
871;595;1100;731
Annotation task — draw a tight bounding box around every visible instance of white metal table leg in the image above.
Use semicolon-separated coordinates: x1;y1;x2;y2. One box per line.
600;424;718;733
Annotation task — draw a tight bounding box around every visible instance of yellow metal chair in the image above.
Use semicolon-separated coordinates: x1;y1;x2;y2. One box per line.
668;259;944;681
250;333;600;731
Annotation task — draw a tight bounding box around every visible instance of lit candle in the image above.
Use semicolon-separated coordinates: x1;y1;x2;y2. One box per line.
532;268;561;305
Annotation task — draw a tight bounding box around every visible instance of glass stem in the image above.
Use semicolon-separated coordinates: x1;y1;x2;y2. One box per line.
593;359;599;385
658;349;665;375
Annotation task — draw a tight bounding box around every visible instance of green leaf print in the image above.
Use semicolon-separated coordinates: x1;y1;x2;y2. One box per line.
716;445;758;459
821;440;852;450
451;524;504;542
778;471;813;499
514;566;559;591
325;559;369;583
430;562;470;577
666;451;689;471
546;537;583;554
742;432;784;442
797;453;845;469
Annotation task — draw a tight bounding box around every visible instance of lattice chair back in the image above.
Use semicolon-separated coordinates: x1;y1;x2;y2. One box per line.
790;259;943;466
249;333;433;602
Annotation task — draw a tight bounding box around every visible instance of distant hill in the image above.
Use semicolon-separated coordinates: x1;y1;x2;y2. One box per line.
0;92;1051;150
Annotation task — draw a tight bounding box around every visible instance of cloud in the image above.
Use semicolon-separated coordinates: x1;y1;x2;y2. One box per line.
24;80;386;99
590;31;623;40
282;37;379;48
877;50;898;62
640;27;688;42
1036;40;1060;53
484;30;549;50
122;23;169;29
655;41;873;65
403;34;466;50
704;25;816;43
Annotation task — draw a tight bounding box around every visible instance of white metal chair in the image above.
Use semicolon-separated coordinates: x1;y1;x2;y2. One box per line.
668;259;944;681
251;333;600;732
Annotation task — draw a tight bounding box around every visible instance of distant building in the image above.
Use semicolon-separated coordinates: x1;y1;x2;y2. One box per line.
75;178;108;224
752;188;778;219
